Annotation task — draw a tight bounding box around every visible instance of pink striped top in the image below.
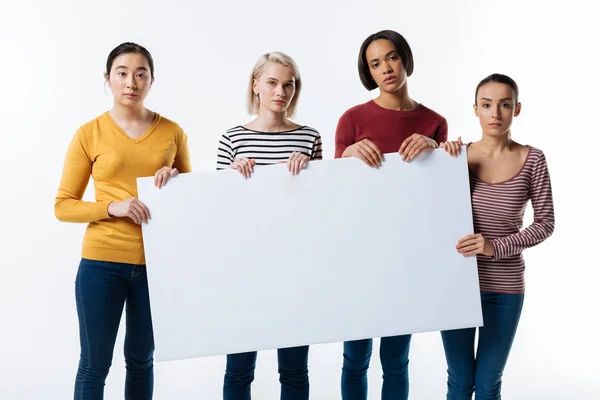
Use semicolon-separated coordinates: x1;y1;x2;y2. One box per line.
469;146;555;294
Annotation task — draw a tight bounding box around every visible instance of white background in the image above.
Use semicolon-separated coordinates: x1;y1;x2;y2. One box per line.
1;0;598;399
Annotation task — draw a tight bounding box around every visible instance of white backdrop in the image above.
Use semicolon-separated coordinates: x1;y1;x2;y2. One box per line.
1;0;598;399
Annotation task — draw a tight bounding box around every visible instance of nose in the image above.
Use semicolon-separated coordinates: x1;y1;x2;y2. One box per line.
126;74;136;89
276;84;285;97
491;105;501;119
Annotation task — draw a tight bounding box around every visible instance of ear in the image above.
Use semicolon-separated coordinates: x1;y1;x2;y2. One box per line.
473;103;478;117
252;78;258;95
514;102;521;117
103;72;110;87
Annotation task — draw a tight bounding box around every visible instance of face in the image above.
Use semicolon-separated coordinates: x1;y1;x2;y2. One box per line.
365;39;407;93
253;62;296;114
104;52;153;107
474;82;521;137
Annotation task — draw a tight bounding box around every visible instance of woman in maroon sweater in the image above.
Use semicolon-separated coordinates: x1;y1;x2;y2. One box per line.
334;29;448;400
440;73;555;399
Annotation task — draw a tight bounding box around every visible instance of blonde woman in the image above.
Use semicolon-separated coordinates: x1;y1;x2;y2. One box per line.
216;52;322;400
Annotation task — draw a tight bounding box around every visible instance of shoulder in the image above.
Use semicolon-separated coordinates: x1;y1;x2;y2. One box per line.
340;101;372;119
155;113;183;133
293;125;321;137
417;104;447;125
525;145;548;166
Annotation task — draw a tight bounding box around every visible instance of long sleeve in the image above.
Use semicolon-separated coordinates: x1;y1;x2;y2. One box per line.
217;133;234;170
173;130;192;173
334;111;356;159
491;151;555;260
312;134;323;160
54;129;110;223
434;119;448;144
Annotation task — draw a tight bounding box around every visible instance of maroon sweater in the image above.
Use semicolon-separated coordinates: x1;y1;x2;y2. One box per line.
334;100;448;158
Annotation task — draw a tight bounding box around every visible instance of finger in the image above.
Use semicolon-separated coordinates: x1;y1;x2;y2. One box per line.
457;234;479;244
170;168;179;177
463;248;484;257
138;199;151;221
132;201;148;224
401;137;419;160
128;207;141;225
363;145;383;167
457;136;463;146
406;141;426;161
398;134;416;155
457;243;482;254
362;139;384;164
159;172;168;188
456;237;480;248
357;146;377;167
242;161;250;178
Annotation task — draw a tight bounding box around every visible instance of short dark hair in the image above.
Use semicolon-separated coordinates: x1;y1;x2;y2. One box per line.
475;73;519;105
105;42;154;79
358;30;414;91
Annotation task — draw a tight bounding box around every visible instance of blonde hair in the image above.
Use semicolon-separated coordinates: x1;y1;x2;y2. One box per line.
247;52;302;118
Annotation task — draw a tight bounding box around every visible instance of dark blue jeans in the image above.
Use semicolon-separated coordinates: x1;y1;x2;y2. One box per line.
223;346;309;400
441;291;524;400
341;334;412;400
74;258;154;400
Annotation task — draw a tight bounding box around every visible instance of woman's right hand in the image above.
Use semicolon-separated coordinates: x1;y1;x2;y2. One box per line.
440;137;463;157
231;157;256;178
107;198;151;225
342;139;384;168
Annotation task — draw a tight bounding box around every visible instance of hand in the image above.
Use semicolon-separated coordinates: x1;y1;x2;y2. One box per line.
286;151;309;175
440;137;464;157
108;198;151;225
154;166;179;189
341;139;384;168
231;157;256;179
456;234;495;257
398;133;438;162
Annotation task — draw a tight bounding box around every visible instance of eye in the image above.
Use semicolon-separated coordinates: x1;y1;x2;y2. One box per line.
118;72;126;77
389;55;398;61
137;73;146;78
501;103;511;108
371;63;379;68
268;81;276;86
285;83;294;88
482;104;490;108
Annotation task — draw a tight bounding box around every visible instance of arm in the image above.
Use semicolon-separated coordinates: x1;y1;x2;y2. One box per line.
54;129;110;223
490;151;555;260
311;133;323;161
334;111;355;159
173;130;192;173
216;133;234;170
434;119;448;145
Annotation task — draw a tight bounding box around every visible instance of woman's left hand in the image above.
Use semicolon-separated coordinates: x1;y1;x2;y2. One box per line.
154;166;179;189
456;234;495;257
286;152;309;175
398;133;438;162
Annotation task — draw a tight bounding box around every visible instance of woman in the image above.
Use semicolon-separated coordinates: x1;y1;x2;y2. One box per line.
334;30;448;400
54;42;191;399
216;51;322;400
440;73;555;399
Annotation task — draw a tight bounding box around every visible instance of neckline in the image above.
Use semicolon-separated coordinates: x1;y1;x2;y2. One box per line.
468;143;532;185
103;111;160;142
367;99;424;117
237;125;308;134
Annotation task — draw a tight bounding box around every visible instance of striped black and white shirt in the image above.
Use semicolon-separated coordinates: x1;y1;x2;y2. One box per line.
216;125;323;170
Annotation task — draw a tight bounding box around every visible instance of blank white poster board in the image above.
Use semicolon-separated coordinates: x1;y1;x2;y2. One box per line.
138;150;482;362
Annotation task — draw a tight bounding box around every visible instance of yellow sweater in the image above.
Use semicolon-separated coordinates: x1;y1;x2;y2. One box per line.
55;112;191;264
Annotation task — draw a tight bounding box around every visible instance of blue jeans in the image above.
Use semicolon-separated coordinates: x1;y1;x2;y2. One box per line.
341;334;412;400
74;258;155;400
440;291;524;400
223;346;309;399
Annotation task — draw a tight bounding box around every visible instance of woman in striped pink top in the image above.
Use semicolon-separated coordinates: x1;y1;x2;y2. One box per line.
439;73;555;400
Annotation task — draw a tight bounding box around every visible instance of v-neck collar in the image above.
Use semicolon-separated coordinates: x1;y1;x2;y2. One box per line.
103;111;161;143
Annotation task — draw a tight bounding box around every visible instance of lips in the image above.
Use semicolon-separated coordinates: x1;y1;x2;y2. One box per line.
489;123;501;127
125;93;137;98
384;76;397;83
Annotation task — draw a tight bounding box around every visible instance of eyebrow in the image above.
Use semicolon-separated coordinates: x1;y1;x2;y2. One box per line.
266;77;295;83
115;65;149;71
480;97;512;101
369;51;398;63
